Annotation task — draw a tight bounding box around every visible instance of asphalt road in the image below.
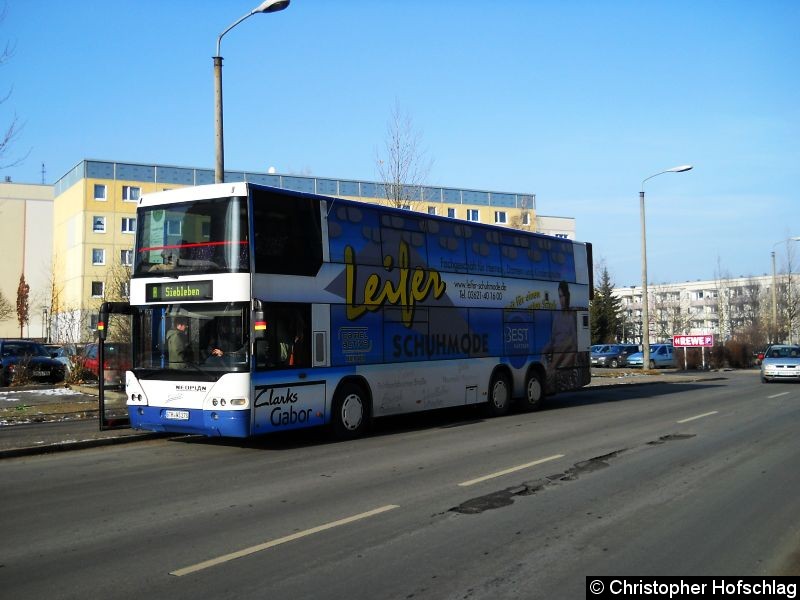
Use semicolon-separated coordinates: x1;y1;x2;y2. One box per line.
1;370;798;599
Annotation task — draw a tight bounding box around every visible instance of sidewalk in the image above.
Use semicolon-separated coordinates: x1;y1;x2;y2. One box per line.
0;383;164;458
0;370;733;458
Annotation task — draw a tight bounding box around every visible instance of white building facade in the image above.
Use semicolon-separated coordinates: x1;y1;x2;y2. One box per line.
613;273;799;345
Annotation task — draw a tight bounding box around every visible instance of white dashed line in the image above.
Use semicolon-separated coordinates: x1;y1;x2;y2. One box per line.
458;454;564;487
170;504;400;576
677;411;718;424
767;392;790;399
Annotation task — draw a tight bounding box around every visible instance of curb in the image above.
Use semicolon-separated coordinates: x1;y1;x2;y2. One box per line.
0;431;168;459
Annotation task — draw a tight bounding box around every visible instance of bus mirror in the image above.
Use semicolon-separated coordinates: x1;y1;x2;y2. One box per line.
253;310;266;340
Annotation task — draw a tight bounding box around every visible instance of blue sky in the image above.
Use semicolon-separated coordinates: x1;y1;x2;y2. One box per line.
2;0;798;287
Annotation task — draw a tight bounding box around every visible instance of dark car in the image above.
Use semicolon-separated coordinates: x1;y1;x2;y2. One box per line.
0;339;67;386
83;342;132;386
590;343;641;368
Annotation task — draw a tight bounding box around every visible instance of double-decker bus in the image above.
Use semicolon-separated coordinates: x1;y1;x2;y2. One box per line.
127;182;592;439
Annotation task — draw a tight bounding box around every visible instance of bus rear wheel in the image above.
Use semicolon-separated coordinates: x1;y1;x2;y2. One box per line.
487;371;512;417
332;382;370;440
519;371;545;412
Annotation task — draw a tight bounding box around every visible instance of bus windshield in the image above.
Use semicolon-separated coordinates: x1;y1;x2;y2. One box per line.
133;302;249;379
134;196;249;276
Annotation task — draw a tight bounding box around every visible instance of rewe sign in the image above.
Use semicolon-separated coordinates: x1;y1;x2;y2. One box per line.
673;334;714;348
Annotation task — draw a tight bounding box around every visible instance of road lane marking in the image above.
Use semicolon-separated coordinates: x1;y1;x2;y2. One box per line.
170;504;399;577
458;454;564;487
677;411;718;424
768;392;790;399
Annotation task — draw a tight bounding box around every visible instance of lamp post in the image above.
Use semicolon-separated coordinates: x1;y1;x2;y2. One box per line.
771;236;800;343
640;165;693;369
214;0;290;184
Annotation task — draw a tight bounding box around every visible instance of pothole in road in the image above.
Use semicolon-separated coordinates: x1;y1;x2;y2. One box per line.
449;450;626;515
449;432;698;515
647;433;696;445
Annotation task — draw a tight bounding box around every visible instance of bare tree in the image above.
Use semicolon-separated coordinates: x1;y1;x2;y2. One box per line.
728;277;764;345
779;242;800;343
375;100;433;211
92;260;132;343
650;284;690;341
0;3;28;170
711;257;734;341
0;289;13;322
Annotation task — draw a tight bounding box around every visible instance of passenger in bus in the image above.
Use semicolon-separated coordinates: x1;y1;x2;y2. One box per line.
289;317;308;367
209;319;243;358
542;280;578;384
166;317;192;368
275;319;292;366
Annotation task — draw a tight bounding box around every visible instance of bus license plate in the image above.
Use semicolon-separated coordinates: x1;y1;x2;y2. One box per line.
33;370;49;377
165;410;189;421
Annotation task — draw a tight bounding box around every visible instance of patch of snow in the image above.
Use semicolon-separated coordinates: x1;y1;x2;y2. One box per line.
0;388;82;401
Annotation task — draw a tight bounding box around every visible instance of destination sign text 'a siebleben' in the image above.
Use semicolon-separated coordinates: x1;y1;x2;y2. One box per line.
146;281;213;303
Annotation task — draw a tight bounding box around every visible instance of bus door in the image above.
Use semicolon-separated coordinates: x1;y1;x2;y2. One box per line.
252;302;326;433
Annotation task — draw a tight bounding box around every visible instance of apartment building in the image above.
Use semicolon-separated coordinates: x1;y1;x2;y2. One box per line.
0;182;54;339
614;274;797;344
52;159;575;341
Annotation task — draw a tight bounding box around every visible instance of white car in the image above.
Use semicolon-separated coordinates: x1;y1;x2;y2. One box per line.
760;345;800;383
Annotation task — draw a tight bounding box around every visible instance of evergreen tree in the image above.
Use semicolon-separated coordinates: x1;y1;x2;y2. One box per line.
590;268;622;343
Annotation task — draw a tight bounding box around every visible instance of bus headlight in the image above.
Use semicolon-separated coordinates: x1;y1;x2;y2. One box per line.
230;398;246;407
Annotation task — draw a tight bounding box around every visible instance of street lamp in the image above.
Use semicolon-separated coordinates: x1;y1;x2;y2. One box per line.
639;165;693;369
214;0;290;183
771;236;800;343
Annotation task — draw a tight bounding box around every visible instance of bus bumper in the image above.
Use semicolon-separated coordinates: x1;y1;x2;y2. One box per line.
127;406;250;438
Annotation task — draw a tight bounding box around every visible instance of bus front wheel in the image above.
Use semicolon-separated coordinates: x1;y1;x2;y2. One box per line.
519;370;545;412
332;382;370;440
487;371;512;417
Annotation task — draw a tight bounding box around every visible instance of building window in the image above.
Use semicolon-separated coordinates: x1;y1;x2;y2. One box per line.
122;185;141;202
522;213;530;226
93;216;106;233
89;314;99;330
166;219;182;236
91;281;104;298
120;281;130;298
94;184;107;201
427;206;437;216
120;249;133;266
92;248;105;265
494;211;507;224
555;233;568;238
400;204;411;211
467;209;479;222
447;208;456;218
121;217;136;233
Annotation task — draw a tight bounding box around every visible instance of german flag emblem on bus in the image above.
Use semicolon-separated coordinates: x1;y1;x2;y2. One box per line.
254;321;267;331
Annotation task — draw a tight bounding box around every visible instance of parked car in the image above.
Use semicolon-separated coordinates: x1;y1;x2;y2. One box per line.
0;339;67;386
49;343;86;375
82;342;132;386
760;344;800;383
591;344;640;368
625;344;676;369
